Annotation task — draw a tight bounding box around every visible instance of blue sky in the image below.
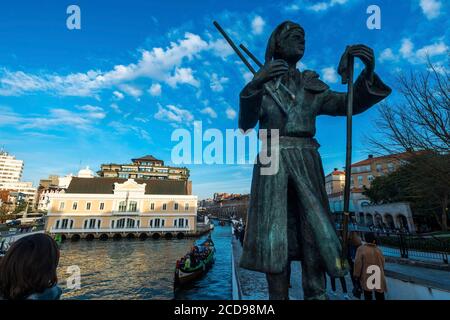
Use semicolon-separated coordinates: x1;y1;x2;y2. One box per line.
0;0;448;199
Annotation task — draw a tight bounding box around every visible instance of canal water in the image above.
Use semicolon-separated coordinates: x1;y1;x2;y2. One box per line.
57;222;232;300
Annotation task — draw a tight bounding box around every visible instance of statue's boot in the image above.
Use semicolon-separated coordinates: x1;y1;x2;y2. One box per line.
266;270;289;300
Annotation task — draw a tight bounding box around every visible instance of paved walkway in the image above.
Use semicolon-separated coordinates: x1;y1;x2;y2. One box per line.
232;236;450;300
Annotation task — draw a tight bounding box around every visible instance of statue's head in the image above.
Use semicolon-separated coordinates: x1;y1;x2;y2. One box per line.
265;21;305;65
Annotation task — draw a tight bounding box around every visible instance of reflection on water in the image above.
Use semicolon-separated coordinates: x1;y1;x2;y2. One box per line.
57;223;232;300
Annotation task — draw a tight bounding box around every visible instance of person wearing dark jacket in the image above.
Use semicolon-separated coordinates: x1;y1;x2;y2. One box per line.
0;233;62;300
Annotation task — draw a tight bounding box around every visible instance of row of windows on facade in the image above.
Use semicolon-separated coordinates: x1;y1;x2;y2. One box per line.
0;168;22;172
54;217;189;229
121;167;170;173
117;174;172;180
351;175;375;186
0;171;22;176
58;201;190;212
0;162;23;167
351;163;396;174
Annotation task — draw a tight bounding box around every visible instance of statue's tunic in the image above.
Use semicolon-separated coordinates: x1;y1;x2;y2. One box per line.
239;69;391;275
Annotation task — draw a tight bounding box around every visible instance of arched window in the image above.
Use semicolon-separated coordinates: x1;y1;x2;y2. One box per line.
126;218;135;228
115;218;126;229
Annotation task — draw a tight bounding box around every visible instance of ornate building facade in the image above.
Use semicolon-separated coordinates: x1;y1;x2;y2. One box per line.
45;177;197;240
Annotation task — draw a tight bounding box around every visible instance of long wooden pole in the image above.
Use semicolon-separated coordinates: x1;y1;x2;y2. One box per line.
341;55;354;266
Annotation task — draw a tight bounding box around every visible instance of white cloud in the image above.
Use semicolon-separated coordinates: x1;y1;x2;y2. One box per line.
166;67;200;88
379;48;397;62
119;84;142;99
208;39;234;59
110;103;121;114
109;121;151;142
251;16;266;35
398;38;448;64
284;3;301;12
308;0;349;12
400;38;414;58
427;62;448;75
113;91;124;100
76;105;106;119
419;0;442;20
0;106;105;130
209;73;229;92
0;32;209;97
225;107;237;120
321;67;338;84
148;83;162;96
415;41;448;60
243;71;254;84
154;104;194;124
200;107;218;118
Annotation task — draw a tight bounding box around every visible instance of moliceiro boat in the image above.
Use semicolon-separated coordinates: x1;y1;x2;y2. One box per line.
174;236;215;288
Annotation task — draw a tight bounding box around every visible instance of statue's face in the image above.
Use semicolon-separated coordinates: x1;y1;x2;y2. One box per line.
276;25;305;64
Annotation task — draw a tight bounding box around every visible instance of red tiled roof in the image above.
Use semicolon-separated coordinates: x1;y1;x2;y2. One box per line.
131;155;163;162
351;151;415;167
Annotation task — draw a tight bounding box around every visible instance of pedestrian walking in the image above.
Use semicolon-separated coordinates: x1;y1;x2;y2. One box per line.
353;232;387;301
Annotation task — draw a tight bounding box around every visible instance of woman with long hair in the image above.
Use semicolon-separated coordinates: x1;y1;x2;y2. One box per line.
0;233;61;300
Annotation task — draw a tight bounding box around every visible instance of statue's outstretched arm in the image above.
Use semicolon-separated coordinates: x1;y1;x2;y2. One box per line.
319;70;392;116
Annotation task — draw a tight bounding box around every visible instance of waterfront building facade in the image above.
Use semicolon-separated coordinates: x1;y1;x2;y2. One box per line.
46;177;198;239
97;155;190;181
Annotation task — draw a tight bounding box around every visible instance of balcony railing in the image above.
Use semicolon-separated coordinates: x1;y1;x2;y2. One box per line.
49;226;191;233
111;210;140;215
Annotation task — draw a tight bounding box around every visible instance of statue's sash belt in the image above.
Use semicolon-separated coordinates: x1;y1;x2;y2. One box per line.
278;136;320;149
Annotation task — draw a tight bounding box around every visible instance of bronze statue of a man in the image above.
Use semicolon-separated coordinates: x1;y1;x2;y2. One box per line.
238;21;391;300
